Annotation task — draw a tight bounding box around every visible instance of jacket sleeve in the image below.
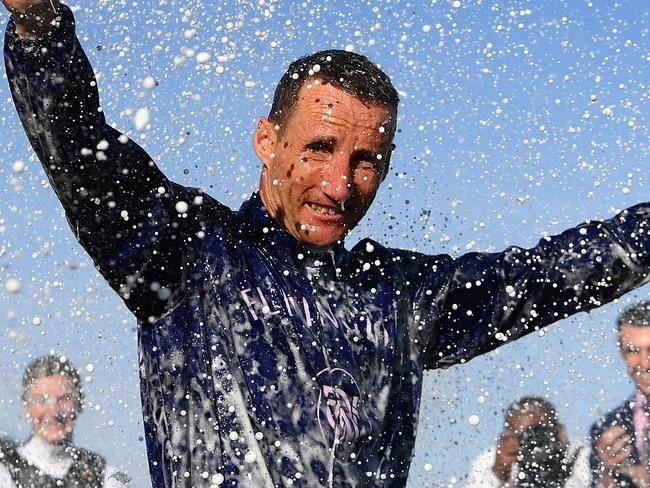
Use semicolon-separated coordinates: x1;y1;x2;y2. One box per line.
0;463;17;488
589;419;606;488
464;448;502;488
565;441;592;488
4;5;225;322
402;204;650;369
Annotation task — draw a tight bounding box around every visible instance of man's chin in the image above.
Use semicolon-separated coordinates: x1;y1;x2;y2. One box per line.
293;223;348;249
50;435;72;447
634;380;650;397
299;235;343;249
38;427;72;445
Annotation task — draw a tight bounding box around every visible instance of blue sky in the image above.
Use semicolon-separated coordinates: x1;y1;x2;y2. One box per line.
0;0;648;485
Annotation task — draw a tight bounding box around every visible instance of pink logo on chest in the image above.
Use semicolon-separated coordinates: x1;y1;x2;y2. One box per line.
316;368;370;447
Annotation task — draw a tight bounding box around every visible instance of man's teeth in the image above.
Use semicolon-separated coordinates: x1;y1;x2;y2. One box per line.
309;203;338;215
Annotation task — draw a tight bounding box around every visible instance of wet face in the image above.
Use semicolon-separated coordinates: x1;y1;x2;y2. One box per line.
24;374;78;444
620;324;650;396
255;80;395;248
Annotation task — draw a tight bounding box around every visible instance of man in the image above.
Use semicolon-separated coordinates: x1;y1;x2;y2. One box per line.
0;354;130;487
466;396;589;487
591;302;650;487
3;1;650;487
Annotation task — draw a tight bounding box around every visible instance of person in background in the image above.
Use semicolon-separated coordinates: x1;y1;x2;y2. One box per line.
591;302;650;487
466;396;590;487
0;354;130;488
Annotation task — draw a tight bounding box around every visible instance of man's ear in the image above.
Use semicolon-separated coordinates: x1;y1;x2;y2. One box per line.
253;116;278;169
380;143;395;182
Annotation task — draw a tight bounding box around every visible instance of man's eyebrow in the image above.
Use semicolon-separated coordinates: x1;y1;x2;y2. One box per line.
305;137;336;148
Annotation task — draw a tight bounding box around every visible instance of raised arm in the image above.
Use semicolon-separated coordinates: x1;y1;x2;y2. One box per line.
396;203;650;369
3;2;216;322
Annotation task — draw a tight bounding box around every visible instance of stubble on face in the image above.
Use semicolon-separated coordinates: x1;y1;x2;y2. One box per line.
257;80;395;248
620;324;650;396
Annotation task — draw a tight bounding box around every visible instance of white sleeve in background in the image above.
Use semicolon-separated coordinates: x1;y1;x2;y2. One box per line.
565;440;591;488
104;464;132;488
464;447;503;488
0;462;17;488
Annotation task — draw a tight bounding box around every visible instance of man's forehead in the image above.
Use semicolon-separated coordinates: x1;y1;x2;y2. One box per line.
505;409;547;428
296;81;395;121
284;86;394;148
29;374;74;393
619;324;650;345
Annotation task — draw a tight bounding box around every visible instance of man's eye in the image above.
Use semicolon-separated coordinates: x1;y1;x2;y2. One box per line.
307;141;333;153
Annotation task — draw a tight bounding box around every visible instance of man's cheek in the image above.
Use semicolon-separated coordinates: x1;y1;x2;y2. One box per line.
501;439;519;451
27;406;42;419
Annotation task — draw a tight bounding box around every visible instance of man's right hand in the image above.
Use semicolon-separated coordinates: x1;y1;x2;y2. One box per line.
492;432;519;483
597;425;633;470
2;0;60;39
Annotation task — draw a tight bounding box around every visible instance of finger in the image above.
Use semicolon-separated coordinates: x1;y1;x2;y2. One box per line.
610;435;633;452
609;438;633;455
608;444;633;464
602;433;632;452
599;440;632;464
601;427;628;445
603;425;627;438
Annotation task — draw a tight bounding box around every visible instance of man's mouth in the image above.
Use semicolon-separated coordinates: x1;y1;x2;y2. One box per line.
40;419;65;428
634;370;650;381
307;202;341;216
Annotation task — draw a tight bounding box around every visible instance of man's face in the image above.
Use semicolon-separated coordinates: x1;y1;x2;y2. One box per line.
255;80;395;248
620;324;650;395
24;374;78;444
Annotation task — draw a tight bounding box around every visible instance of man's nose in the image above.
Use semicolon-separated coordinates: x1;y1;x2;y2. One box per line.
322;152;352;204
39;404;58;418
642;352;650;370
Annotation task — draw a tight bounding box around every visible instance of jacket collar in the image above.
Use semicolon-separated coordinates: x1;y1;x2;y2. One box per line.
237;192;347;274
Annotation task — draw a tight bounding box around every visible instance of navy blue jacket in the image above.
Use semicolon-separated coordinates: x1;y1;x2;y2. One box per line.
6;6;650;487
590;395;639;487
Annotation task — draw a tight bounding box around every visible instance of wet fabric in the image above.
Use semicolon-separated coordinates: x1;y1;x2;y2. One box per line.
6;5;650;487
0;438;105;488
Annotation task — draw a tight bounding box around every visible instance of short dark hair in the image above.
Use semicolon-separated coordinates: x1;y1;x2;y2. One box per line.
22;354;84;411
617;301;650;331
268;49;399;137
505;396;556;425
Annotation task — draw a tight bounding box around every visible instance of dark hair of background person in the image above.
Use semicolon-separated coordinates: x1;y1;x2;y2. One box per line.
617;300;650;331
268;49;400;138
21;354;85;412
505;396;557;426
